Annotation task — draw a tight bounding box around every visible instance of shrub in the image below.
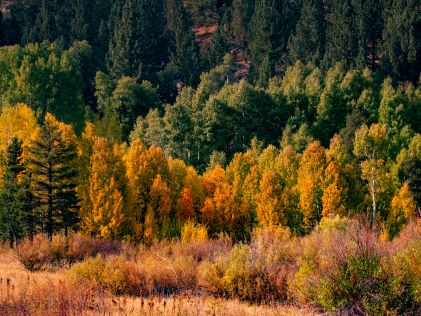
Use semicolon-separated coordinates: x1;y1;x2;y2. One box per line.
199;226;297;303
384;220;421;314
67;255;147;295
16;234;122;271
181;221;208;243
15;235;51;271
142;254;198;294
291;218;421;315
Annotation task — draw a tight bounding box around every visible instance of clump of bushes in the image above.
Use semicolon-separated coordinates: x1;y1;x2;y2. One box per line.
292;217;421;315
67;253;198;296
198;226;297;303
14;219;421;315
67;255;147;295
16;234;121;271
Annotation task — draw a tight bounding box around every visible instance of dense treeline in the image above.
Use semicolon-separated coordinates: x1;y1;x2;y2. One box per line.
1;0;420;93
0;62;420;245
0;0;420;246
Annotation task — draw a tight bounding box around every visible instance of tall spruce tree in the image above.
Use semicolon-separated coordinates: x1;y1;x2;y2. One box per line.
287;0;326;66
249;0;280;85
0;137;37;247
107;0;169;80
352;0;383;70
324;0;358;68
249;0;299;85
381;0;421;81
230;0;254;49
27;114;78;240
164;0;201;86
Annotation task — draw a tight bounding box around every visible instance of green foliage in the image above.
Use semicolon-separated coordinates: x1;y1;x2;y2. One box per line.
27;114;79;240
107;0;168;80
0;137;37;246
0;41;88;131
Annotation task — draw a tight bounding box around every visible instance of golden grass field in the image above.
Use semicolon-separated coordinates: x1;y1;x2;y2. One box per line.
0;249;319;316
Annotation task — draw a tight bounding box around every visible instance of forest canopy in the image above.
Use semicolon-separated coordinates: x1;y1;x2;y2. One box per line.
0;0;419;245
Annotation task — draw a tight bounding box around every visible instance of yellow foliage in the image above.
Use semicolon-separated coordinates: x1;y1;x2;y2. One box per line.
322;162;348;217
297;141;326;231
177;187;195;221
181;221;208;243
126;141;170;240
388;182;416;239
0;103;39;153
256;171;283;227
84;137;129;239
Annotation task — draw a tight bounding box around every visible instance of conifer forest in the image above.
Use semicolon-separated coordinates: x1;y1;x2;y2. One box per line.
0;1;420;315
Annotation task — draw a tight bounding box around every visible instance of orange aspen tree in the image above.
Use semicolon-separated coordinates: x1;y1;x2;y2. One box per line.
297;141;326;232
256;171;284;227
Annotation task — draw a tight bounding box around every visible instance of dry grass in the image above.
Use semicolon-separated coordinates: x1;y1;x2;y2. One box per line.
0;252;319;316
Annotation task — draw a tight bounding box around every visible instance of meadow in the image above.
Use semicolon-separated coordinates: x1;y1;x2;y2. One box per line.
1;217;419;316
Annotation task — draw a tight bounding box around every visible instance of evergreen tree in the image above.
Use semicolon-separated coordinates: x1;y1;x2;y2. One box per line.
381;0;421;81
107;0;169;80
249;0;299;85
230;0;254;49
352;0;383;70
324;0;358;68
27;114;78;240
164;0;201;86
287;0;326;66
248;0;280;85
202;13;230;71
0;137;37;247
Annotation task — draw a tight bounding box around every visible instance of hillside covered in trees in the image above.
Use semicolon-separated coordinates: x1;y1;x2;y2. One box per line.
0;1;420;315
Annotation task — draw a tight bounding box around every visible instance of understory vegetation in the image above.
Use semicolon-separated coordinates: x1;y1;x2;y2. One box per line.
3;218;419;315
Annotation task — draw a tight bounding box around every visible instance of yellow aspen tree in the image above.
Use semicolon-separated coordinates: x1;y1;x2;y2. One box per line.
201;181;249;241
388;182;416;239
147;174;171;239
256;171;284;227
77;123;96;226
354;124;389;227
274;146;299;188
297;141;326;232
201;164;226;198
125;140;169;240
0;103;39;153
183;166;204;215
85;137;130;239
322;161;347;217
242;165;261;219
167;158;189;207
0;104;39;184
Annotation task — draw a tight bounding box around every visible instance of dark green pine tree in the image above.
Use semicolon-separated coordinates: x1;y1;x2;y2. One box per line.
28;116;78;240
249;0;299;86
107;0;169;80
352;0;383;70
287;0;326;66
230;0;255;49
165;0;202;87
249;0;280;85
0;12;3;46
0;137;37;247
381;0;421;81
324;0;358;68
202;10;231;71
